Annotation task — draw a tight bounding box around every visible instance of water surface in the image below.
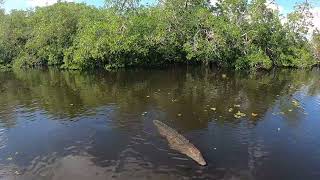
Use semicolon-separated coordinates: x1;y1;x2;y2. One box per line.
0;67;320;180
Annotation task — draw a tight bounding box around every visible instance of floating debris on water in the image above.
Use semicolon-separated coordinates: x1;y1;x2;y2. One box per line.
7;157;12;161
292;100;300;107
210;107;216;111
228;108;234;112
222;74;227;78
142;112;148;116
288;109;293;112
277;128;281;131
251;113;258;117
234;104;241;108
234;111;246;119
177;113;182;117
146;96;150;98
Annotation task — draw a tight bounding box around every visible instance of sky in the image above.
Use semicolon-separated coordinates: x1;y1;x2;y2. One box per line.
1;0;320;30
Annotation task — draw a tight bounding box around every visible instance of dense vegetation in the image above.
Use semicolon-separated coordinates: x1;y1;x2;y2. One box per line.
0;0;319;71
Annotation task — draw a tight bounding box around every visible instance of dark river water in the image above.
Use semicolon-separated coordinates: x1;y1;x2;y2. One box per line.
0;67;320;180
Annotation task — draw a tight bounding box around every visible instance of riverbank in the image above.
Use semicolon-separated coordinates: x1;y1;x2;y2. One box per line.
1;60;320;74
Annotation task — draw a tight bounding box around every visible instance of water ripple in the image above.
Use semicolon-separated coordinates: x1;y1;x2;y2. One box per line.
0;128;7;150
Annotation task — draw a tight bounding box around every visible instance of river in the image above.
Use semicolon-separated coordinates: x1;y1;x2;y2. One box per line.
0;67;320;180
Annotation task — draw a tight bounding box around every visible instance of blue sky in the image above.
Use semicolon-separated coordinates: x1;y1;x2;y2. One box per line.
276;0;320;14
2;0;320;13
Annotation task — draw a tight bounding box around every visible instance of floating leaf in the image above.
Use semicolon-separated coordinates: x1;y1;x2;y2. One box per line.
234;114;241;119
210;107;216;111
177;113;182;117
292;100;300;107
146;96;150;98
288;109;293;112
237;111;246;116
251;113;258;117
234;111;246;118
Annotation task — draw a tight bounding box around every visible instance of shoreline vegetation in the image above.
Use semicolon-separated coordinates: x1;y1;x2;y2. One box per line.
0;0;320;72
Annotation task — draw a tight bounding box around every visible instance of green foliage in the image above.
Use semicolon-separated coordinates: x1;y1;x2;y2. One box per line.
0;0;318;71
313;30;320;61
63;8;165;70
286;2;313;39
0;10;31;66
236;47;272;70
278;45;315;68
18;3;93;67
105;0;141;12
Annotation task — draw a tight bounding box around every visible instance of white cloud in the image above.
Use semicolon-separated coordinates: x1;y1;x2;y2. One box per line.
210;0;285;14
311;7;320;31
265;0;284;14
27;0;74;8
210;0;218;6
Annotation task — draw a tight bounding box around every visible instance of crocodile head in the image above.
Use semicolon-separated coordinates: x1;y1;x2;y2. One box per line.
185;146;206;166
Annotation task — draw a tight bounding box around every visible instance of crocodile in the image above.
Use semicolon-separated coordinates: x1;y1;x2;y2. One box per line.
153;120;206;166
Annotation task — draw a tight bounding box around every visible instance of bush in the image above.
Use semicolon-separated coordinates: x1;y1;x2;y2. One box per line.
236;48;272;70
278;46;315;68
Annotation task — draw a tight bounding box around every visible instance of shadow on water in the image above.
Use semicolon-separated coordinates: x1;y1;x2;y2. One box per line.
0;67;320;179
